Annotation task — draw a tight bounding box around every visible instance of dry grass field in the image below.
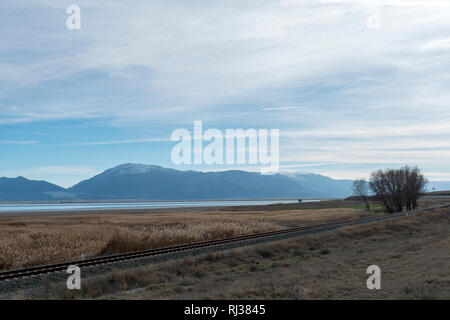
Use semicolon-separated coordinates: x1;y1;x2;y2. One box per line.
0;200;379;271
41;206;449;300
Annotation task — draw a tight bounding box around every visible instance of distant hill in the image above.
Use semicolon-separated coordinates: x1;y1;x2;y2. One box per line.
427;181;450;192
283;172;354;199
68;164;315;200
424;190;450;196
0;176;75;201
1;163;448;201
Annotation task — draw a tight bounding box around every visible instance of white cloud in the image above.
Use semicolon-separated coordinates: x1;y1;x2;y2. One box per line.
281;123;450;139
57;138;169;147
2;0;449;125
0;140;37;144
1;1;449;182
421;38;450;50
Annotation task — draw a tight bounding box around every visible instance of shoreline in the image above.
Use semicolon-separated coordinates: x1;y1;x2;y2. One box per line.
0;199;344;218
0;197;322;205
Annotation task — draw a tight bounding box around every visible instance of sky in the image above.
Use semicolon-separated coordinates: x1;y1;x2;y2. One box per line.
1;0;450;188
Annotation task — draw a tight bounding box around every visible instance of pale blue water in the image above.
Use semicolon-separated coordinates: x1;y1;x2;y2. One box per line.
0;199;320;212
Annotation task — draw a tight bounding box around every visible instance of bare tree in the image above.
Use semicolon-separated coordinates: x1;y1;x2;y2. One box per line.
404;166;413;211
352;179;370;210
404;166;427;210
385;168;405;212
370;169;395;213
370;166;427;213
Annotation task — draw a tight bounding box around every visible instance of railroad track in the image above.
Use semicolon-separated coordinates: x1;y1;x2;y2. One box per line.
0;207;443;282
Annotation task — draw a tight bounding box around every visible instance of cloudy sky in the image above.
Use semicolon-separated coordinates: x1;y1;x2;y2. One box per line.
1;0;450;187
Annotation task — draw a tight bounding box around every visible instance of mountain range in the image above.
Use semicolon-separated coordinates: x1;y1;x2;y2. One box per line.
0;176;70;201
0;163;447;201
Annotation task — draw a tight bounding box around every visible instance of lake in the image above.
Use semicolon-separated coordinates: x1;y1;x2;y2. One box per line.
0;199;321;213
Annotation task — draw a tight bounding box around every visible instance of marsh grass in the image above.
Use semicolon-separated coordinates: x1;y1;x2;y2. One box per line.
0;219;279;270
0;205;375;270
39;208;449;300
